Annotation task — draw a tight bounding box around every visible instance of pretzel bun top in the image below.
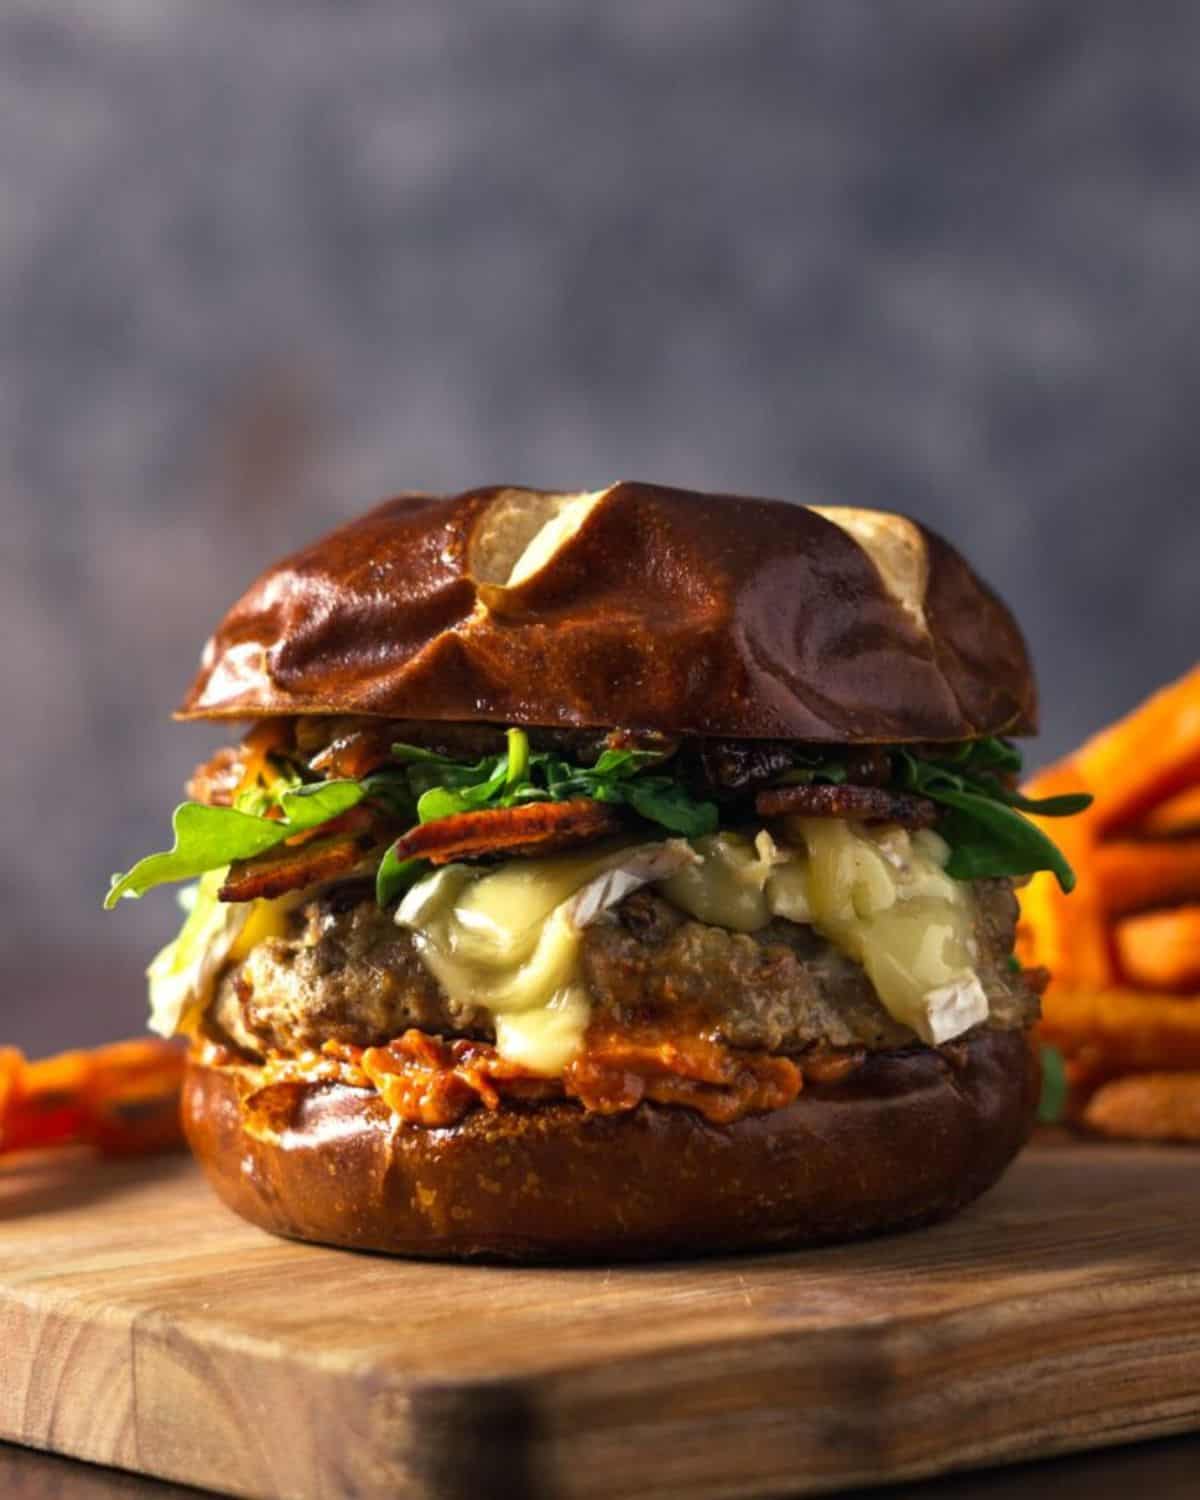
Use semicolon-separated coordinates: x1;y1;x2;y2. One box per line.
178;481;1037;742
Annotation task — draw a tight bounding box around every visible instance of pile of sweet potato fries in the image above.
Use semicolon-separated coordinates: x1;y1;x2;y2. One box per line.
1019;664;1200;1139
0;1038;185;1158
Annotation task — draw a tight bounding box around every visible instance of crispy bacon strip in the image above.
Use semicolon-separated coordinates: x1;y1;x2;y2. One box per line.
308;723;399;780
187;722;294;807
220;830;373;903
389;798;625;865
755;781;938;828
284;805;377;846
186;745;244;807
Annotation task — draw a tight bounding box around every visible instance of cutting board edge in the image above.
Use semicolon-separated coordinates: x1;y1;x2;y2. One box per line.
4;1142;1200;1500
4;1320;1200;1500
506;1275;1200;1499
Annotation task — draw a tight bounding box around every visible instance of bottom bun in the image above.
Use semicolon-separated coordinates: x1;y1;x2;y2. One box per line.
183;1026;1038;1260
183;1028;1037;1262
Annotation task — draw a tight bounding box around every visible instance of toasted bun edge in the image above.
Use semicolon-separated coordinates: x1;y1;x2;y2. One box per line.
182;1027;1038;1262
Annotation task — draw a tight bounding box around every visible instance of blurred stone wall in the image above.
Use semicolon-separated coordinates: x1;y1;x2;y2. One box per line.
3;0;1198;1052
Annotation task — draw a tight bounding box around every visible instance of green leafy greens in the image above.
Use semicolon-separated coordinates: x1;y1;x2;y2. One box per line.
374;845;425;908
1037;1044;1068;1125
892;739;1091;892
106;727;1088;913
105;780;365;908
763;736;1090;893
382;729;719;838
106;729;719;909
363;730;717;903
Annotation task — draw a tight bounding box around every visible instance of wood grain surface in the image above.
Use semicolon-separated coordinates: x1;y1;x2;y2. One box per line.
7;1430;1200;1500
1;1133;1198;1500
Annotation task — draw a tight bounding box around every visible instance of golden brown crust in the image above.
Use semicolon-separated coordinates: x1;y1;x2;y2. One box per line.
182;1028;1038;1262
177;483;1037;742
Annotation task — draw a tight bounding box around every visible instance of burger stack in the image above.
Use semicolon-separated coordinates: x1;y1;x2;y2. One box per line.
107;482;1091;1259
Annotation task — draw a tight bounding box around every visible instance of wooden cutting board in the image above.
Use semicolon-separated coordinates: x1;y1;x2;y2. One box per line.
2;1132;1199;1500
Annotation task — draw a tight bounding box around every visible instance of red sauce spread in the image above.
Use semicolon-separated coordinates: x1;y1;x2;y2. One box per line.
253;1024;866;1129
357;1033;559;1127
208;1019;865;1130
562;1022;801;1125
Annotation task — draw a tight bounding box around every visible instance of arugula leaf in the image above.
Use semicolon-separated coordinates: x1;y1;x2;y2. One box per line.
356;770;417;821
772;748;850;787
234;756;304;818
109;726;720;914
966;737;1023;774
624;778;719;836
1038;1044;1068;1125
895;745;1090;893
933;788;1078;890
375;845;425;907
105;780;364;907
999;788;1094;817
589;747;665;778
505;727;530;786
386;732;718;843
774;764;849;787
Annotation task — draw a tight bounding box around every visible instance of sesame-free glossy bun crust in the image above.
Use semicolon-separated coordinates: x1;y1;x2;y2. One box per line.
182;1029;1038;1262
177;482;1037;742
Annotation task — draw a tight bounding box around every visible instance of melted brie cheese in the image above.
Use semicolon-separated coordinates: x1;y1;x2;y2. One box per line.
148;871;249;1038
394;819;988;1073
785;819;985;1044
660;822;985;1045
168;816;987;1071
148;874;298;1039
394;841;698;1074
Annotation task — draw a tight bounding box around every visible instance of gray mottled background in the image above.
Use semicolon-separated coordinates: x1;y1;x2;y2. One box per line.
2;0;1198;1055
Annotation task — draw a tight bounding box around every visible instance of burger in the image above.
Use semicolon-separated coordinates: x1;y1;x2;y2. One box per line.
106;482;1089;1260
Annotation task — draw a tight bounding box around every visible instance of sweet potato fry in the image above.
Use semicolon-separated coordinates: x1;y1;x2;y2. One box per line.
1016;761;1113;989
1093;838;1200;916
88;1039;189;1154
1039;986;1200;1072
0;1048;22;1132
1142;783;1200;836
1018;667;1200;1142
1074;664;1200;836
0;1040;185;1157
1114;905;1200;993
1057;1050;1124;1123
3;1050;93;1153
1081;1071;1200;1141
